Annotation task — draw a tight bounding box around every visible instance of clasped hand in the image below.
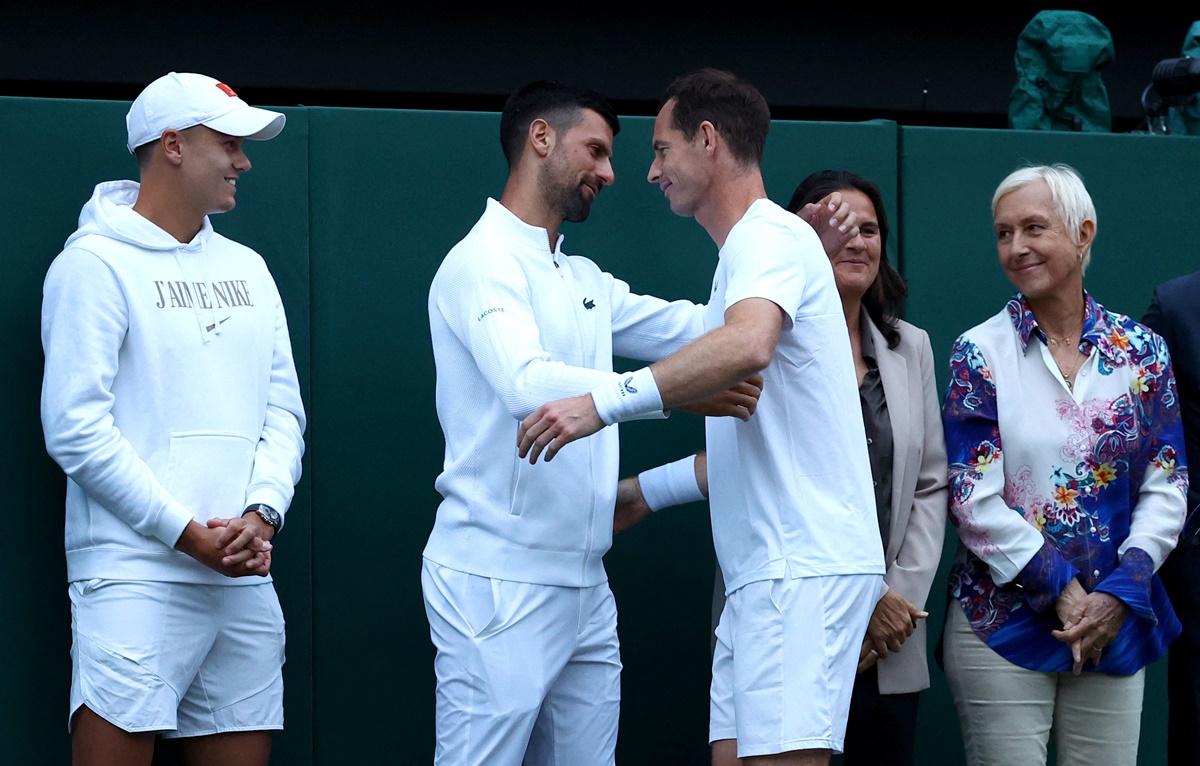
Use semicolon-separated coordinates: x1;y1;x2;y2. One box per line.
175;517;273;577
857;590;927;673
1052;578;1129;675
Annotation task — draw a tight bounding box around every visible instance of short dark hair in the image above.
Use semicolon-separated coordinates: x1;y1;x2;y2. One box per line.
499;81;620;169
662;68;770;167
134;141;155;171
787;170;908;349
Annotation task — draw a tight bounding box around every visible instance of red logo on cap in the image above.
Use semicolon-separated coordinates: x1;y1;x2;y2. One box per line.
215;82;238;98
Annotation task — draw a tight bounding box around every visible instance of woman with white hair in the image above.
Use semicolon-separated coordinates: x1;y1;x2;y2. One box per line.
940;163;1189;765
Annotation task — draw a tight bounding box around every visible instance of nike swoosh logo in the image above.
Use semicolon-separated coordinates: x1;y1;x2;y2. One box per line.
205;317;232;332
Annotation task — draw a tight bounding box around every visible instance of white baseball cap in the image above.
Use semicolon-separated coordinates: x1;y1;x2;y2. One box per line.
125;72;286;154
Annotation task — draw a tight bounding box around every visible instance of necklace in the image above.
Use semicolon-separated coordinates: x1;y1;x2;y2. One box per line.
1055;349;1087;390
1041;306;1088;390
1043;312;1085;349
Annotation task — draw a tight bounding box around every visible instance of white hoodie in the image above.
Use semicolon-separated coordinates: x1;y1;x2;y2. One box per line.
41;180;306;586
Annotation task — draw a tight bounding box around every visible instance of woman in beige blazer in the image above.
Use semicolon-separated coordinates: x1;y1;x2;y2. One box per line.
788;170;949;765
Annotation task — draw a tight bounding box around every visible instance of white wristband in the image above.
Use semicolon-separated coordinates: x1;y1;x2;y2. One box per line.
590;367;664;425
638;455;705;512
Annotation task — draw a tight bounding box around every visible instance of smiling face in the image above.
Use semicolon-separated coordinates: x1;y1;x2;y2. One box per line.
647;99;710;218
178;125;251;216
827;188;881;302
993;179;1093;301
538;108;615;223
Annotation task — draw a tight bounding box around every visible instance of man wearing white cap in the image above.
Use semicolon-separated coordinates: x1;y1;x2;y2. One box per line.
40;72;305;766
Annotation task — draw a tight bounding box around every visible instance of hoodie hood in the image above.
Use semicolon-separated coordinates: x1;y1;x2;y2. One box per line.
66;180;222;343
65;180;214;251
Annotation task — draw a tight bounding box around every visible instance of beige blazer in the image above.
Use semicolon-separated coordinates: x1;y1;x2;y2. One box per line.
866;313;949;694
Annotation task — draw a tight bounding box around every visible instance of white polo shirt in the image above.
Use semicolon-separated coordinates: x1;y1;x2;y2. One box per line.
705;199;885;594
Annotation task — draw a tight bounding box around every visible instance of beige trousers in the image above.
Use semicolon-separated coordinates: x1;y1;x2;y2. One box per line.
942;604;1144;766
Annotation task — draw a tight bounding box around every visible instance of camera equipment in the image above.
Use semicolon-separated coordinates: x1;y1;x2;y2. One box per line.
1135;57;1200;135
1152;57;1200;98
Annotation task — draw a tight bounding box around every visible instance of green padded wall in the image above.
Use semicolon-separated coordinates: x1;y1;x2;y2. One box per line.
899;125;1200;765
305;107;483;763
0;96;128;766
0;97;313;765
5;94;1197;765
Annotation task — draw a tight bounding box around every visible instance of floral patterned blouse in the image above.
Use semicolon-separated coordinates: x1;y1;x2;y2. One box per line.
942;291;1188;673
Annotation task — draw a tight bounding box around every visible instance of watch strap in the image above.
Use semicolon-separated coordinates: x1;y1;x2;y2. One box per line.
242;503;281;532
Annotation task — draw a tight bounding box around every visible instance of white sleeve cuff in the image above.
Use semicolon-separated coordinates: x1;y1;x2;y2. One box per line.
245;487;290;532
590;367;664;425
638;455;705;512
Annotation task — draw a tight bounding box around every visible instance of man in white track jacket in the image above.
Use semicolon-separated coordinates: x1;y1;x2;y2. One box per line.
423;80;760;766
40;72;305;766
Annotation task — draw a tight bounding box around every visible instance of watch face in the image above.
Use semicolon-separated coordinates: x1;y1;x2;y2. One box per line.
250;505;281;529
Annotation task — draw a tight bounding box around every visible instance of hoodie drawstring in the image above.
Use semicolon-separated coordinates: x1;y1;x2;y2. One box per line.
172;241;219;344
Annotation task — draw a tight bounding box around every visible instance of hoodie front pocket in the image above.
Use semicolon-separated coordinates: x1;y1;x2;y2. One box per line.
160;431;255;521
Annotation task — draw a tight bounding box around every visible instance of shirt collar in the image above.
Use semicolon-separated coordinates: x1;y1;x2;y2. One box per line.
484;198;564;257
1004;290;1117;362
858;309;878;363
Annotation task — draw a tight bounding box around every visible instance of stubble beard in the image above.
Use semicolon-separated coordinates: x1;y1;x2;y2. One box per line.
540;154;594;224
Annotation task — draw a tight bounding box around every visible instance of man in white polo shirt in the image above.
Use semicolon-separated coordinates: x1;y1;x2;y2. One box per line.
41;72;305;766
424;80;762;766
519;69;884;765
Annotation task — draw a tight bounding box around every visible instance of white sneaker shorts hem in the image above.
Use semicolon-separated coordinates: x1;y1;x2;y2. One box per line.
68;579;286;737
709;572;879;758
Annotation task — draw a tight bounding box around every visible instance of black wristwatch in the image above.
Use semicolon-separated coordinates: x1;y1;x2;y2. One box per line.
243;503;282;533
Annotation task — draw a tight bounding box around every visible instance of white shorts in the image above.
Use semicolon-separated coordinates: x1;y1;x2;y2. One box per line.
421;559;621;766
69;579;285;738
709;573;879;757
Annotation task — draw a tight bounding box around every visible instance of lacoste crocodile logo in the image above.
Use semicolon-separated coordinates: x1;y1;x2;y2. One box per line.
583;297;596;310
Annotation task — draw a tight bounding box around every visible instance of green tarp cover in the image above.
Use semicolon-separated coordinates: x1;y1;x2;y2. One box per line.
1009;10;1114;132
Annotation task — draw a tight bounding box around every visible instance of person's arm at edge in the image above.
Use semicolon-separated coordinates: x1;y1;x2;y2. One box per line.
518;297;782;462
615;452;708;534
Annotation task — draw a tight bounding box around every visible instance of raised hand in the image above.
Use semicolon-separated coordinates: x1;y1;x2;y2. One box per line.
797;191;860;256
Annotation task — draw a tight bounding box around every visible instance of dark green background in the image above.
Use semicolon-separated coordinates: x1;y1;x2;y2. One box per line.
2;96;1196;764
